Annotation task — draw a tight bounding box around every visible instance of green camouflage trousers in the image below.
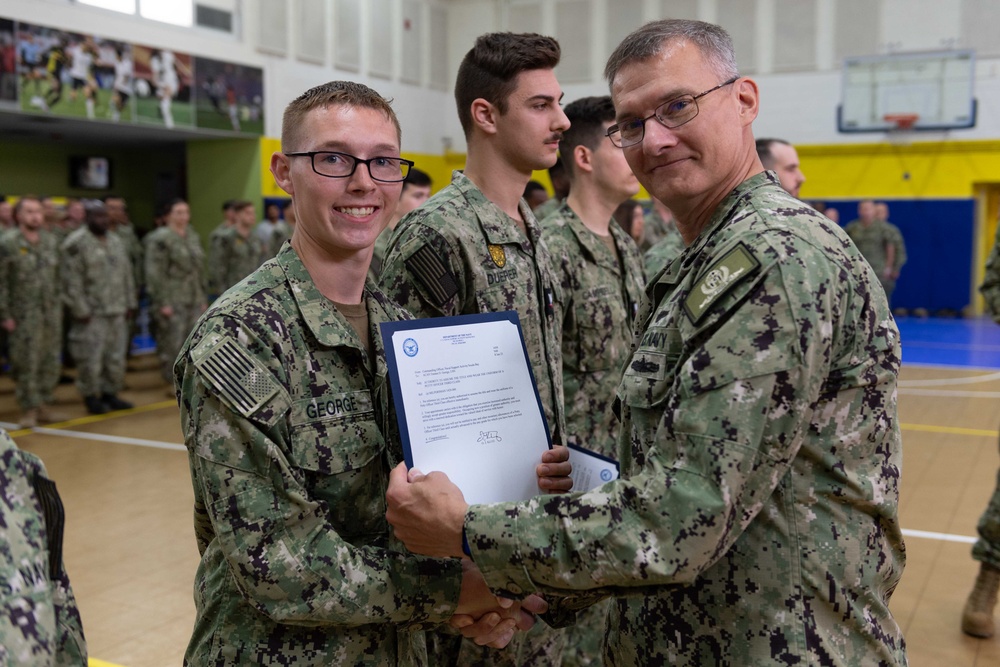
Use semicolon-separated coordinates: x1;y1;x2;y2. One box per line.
68;314;128;397
973;434;1000;569
8;308;61;411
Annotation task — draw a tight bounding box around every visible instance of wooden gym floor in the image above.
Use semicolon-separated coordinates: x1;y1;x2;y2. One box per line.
3;317;1000;667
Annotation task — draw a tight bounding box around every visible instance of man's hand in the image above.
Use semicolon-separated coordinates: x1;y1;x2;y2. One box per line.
1;318;15;332
159;305;174;318
386;462;468;558
450;560;547;648
537;445;573;493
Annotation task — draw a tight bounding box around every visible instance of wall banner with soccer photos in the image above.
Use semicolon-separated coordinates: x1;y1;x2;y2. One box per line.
0;16;264;135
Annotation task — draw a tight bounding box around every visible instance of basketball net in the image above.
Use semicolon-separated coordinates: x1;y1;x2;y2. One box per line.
884;113;919;146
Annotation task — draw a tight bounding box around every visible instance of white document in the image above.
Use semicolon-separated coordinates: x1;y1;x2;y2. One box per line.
381;312;552;505
567;445;620;492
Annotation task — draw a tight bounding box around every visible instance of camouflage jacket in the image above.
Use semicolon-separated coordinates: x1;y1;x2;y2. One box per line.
175;244;462;666
532;196;564;222
0;429;87;666
639;207;672;253
541;203;645;455
368;224;393;282
0;228;62;323
207;226;263;297
642;223;685;277
113;223;144;291
466;173;907;666
61;227;137;319
143;225;206;309
981;223;1000;320
379;171;566;444
885;221;908;272
844;218;902;275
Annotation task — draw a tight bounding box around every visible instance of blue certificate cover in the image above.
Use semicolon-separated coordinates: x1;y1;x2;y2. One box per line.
380;311;553;504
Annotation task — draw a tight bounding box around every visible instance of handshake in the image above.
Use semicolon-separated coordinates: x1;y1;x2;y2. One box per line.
451;558;548;648
387;445;574;649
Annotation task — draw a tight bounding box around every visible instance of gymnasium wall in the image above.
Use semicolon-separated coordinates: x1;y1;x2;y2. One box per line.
0;139;185;232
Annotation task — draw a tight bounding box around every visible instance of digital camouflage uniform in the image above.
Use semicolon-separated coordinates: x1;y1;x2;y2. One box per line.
144;225;206;381
0;428;87;666
175;244;463;666
0;228;63;411
540;202;645;667
884;221;908;300
61;226;137;399
368;225;393;281
207;227;263;299
844;218;905;301
465;173;908;666
643;222;685;278
974;223;1000;570
639;205;672;253
113;222;144;294
532;196;564;223
269;223;292;261
540;202;644;453
379;170;567;666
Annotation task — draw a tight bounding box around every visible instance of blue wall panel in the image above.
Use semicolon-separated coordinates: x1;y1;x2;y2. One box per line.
832;198;975;313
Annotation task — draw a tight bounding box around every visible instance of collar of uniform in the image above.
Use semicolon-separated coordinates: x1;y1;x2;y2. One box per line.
649;171;774;298
681;171;776;262
449;170;542;249
276;243;369;351
559;204;622;273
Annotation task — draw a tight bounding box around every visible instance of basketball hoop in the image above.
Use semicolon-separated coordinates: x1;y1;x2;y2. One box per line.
883;113;919;145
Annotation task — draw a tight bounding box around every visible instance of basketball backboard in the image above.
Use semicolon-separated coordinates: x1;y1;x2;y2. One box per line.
838;49;976;133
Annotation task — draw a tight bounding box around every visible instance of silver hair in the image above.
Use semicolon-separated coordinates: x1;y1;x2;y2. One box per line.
604;19;739;88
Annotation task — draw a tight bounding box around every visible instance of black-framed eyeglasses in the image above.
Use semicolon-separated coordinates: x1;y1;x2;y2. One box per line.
606;76;740;148
284;151;414;182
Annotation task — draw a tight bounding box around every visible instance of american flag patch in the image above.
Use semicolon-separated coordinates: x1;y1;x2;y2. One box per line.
195;336;279;416
406;245;458;307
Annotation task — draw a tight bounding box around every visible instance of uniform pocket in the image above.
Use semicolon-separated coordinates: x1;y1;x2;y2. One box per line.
287;417;387;541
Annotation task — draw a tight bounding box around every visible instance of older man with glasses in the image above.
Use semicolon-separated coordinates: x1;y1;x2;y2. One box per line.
386;19;908;666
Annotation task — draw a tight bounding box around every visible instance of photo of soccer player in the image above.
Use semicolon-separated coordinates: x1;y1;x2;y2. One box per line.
16;22;129;121
192;56;263;135
131;43;194;129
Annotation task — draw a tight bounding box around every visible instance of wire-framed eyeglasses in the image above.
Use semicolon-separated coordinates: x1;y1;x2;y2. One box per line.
606;76;740;148
284;151;415;182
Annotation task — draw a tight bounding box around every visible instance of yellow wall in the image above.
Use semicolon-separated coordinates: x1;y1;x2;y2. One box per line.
798;139;1000;199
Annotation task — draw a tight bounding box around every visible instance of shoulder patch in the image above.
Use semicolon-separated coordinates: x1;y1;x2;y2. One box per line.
193;335;280;417
683;243;760;325
405;244;459;308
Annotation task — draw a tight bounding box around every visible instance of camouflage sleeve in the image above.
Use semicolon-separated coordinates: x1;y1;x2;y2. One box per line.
144;235;167;308
60;240;90;320
980;225;1000;321
177;319;463;627
889;226;906;271
129;231;144;292
191;233;208;307
207;232;229;297
122;241;138;311
466;245;846;599
379;223;468;319
0;431;88;666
